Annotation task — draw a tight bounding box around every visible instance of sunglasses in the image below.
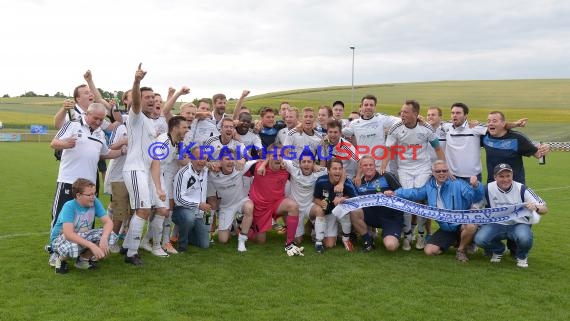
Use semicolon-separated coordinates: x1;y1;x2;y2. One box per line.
434;169;449;173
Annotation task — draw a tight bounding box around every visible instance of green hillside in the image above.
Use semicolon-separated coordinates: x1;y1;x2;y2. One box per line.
1;79;569;139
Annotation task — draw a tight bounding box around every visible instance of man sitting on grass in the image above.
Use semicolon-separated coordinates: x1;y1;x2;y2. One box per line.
49;178;116;274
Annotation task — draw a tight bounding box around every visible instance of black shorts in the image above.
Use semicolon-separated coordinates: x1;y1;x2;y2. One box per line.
427;229;460;252
97;159;107;172
363;206;404;239
51;182;74;228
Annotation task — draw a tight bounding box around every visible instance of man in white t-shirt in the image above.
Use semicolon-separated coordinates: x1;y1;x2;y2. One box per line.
121;64;165;266
50;103;124;228
426;106;446;164
342;95;400;169
284;107;323;162
382;100;445;251
207;152;258;251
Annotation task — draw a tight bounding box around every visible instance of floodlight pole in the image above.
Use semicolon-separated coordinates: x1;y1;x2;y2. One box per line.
350;46;355;111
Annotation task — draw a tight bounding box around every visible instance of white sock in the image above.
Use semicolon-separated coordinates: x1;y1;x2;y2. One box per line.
315;217;326;242
126;215;146;257
238;233;248;242
339;215;351;236
151;215;165;248
141;223;152;245
162;214;173;245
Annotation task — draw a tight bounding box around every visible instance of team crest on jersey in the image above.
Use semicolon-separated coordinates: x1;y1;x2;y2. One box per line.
323;189;329;199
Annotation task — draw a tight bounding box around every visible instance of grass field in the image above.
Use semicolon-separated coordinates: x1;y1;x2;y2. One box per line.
0;142;568;321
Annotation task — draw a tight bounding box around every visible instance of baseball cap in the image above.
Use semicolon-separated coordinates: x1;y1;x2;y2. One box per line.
493;163;513;176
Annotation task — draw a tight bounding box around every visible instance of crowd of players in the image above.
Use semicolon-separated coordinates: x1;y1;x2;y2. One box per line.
47;64;550;274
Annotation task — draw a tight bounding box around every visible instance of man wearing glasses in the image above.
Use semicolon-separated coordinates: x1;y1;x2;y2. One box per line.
386;160;483;262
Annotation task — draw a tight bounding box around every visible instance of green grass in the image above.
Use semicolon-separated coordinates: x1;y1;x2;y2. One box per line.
0;142;569;321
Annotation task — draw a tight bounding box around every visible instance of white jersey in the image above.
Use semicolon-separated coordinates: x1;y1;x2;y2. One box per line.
486;181;544;225
385;121;437;174
191;118;219;145
238;130;263;158
55;117;109;184
152;116;168;135
212;111;231;131
327;137;359;179
173;164;208;216
442;121;487;177
203;135;246;160
342;113;400;165
429;124;447;163
155;133;181;198
283;160;326;211
275;127;291;146
207;160;258;208
104;124;127;194
123;109;157;171
283;128;323;161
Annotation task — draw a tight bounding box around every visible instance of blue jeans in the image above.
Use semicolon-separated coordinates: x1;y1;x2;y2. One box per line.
474;223;533;259
172;206;210;251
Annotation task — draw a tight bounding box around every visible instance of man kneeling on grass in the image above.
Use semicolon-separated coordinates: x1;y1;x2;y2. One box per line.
385;160;483;262
50;178;117;274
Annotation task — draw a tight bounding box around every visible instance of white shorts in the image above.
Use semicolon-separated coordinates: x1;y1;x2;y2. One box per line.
218;198;249;231
324;214;339;238
123;170;152;209
149;173;169;209
398;170;431;188
295;205;314;238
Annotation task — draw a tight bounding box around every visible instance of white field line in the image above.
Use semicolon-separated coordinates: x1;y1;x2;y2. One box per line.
0;231;47;240
533;186;570;192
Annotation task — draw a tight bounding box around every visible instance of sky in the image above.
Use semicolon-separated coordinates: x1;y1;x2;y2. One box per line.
1;0;569;100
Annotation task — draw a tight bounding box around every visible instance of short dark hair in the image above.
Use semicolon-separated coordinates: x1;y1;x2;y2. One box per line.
140;86;153;94
327;157;344;170
198;98;212;106
327;119;342;131
361;95;377;105
451;102;469;115
212;93;226;103
332;100;345;108
405;100;420;114
168;115;187;133
260;107;275;117
73;84;88;102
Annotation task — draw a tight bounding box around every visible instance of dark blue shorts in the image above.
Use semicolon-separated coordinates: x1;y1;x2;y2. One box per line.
363;206;404;239
428;229;460;252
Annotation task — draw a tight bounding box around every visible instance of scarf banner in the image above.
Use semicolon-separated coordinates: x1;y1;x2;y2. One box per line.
332;194;534;224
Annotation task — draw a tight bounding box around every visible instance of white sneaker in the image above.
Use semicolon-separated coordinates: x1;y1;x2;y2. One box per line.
490;253;503;263
139;241;153;252
48;253;58;267
151;246;169;257
415;234;426;250
402;235;412;251
237;234;248;252
516;257;529;268
238;240;247;252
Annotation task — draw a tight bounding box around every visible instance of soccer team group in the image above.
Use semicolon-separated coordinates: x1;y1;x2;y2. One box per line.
47;64;550;274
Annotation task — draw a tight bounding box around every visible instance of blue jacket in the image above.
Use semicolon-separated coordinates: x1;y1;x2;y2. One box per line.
395;177;484;232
